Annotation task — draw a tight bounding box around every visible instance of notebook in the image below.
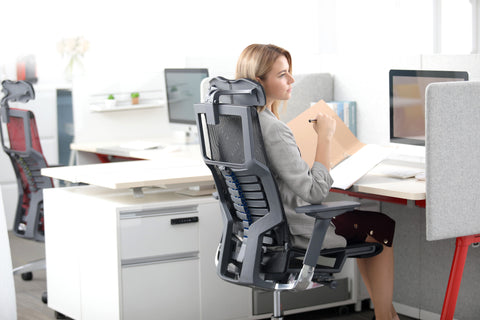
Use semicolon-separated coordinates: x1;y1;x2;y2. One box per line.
287;100;390;189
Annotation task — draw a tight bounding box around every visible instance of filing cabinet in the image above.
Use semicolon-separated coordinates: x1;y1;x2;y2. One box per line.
45;185;362;320
44;186;236;320
120;206;201;319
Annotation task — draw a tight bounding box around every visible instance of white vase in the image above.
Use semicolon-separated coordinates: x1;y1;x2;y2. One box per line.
104;99;117;108
64;55;84;82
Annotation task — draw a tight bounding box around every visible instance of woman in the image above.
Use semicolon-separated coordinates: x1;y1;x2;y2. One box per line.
236;44;399;320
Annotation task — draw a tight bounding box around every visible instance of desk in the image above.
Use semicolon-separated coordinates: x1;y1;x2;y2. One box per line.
70;137;200;163
343;178;424;206
44;140;214;191
330;158;426;209
43;142;370;319
68;139;427;200
42;159;213;190
49;140;462;319
44;186;252;320
353;175;425;201
353;156;425;201
43;143;238;320
328;162;480;319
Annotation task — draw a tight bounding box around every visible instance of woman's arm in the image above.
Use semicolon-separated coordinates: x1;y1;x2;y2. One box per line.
261;116;333;204
312;112;336;170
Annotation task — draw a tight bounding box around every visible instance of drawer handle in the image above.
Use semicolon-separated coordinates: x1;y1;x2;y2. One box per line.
171;216;199;225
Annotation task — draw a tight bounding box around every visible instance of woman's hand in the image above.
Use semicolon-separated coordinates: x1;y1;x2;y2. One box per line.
312;112;336;140
312;112;336;170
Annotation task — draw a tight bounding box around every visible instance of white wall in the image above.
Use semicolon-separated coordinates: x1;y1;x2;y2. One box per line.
186;0;478;145
0;0;323;85
72;71;171;143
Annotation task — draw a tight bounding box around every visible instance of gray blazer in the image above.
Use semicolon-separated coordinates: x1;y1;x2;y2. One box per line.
258;109;346;249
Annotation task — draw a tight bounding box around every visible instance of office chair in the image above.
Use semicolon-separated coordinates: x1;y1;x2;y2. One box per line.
194;77;383;319
1;80;52;304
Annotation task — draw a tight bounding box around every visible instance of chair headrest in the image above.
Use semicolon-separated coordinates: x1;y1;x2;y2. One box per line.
1;80;35;122
206;77;266;107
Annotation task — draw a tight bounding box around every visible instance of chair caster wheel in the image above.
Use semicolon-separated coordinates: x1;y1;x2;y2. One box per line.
21;272;33;281
329;280;337;289
42;291;48;304
338;305;350;315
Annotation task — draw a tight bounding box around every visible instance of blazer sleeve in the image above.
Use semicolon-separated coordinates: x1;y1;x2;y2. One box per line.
262;118;333;204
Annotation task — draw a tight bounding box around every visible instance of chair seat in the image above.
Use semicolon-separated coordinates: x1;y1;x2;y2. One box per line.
321;242;383;259
286;242;383;274
288;242;382;264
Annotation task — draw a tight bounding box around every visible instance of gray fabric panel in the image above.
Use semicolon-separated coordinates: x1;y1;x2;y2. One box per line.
279;73;333;123
425;81;480;240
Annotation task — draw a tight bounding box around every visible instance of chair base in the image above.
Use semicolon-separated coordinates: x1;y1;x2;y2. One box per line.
12;258;45;276
272;290;284;319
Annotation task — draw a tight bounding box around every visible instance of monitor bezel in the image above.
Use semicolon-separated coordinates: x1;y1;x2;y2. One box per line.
389;69;468;146
164;68;209;125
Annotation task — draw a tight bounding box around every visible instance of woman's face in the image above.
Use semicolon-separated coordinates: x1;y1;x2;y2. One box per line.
259;55;294;103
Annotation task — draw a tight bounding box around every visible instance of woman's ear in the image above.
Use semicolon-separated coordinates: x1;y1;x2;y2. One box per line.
255;77;263;84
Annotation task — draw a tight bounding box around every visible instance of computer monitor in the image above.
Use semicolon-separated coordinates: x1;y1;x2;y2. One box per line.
164;68;209;126
389;69;468;146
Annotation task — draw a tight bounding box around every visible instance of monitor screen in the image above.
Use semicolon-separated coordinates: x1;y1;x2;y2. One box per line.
389;69;468;146
164;68;209;125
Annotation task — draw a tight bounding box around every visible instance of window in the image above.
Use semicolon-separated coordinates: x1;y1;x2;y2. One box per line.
434;0;475;53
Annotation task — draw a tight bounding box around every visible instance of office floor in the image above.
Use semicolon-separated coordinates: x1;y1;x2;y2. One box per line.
9;231;415;320
9;232;53;320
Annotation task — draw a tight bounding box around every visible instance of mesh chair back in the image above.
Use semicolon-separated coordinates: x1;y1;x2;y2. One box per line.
1;80;52;241
195;78;292;290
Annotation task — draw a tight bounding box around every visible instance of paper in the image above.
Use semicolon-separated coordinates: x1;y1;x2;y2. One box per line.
287;100;364;168
287;100;390;190
330;144;392;189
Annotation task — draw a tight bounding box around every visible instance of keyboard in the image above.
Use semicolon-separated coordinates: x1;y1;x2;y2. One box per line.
386;144;426;164
371;164;424;179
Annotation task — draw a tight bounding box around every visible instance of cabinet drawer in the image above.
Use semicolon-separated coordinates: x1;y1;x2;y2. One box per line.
120;205;200;262
122;258;200;320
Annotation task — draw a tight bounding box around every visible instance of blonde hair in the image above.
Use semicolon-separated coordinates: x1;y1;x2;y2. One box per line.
235;44;292;118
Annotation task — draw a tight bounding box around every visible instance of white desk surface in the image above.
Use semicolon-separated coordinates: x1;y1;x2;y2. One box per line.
59;139;426;200
42;160;212;190
70;137;201;161
353;174;425;201
352;158;426;201
43;140;213;189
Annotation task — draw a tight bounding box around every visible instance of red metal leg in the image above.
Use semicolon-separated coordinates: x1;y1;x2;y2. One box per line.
441;234;480;320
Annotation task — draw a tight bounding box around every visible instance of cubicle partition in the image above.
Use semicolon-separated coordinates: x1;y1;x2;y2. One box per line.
426;81;480;319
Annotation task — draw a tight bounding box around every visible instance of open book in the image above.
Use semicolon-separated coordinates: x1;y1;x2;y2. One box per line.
287;100;391;190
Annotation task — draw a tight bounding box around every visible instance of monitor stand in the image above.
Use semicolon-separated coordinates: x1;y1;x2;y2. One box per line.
183;129;198;145
172;125;199;145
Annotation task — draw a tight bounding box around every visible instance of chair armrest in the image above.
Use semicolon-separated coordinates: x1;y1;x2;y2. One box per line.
295;201;360;220
297;201;359;269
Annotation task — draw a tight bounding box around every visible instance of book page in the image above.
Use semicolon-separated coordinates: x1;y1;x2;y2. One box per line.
287;100;365;168
330;144;392;189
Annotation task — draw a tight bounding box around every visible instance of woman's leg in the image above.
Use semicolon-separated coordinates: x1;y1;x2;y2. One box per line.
356;236;399;320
